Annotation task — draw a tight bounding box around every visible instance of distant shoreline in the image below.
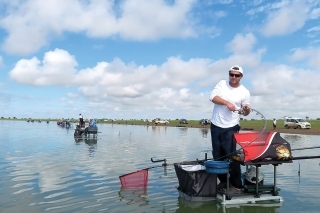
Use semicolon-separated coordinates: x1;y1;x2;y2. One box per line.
120;123;320;136
2;119;319;136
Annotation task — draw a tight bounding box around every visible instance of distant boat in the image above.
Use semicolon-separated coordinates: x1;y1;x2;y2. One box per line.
57;121;65;127
74;125;98;137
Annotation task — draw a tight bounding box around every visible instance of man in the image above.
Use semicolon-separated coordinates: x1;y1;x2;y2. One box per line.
79;114;84;127
89;118;96;127
209;65;251;194
84;118;97;135
66;118;71;128
273;118;277;129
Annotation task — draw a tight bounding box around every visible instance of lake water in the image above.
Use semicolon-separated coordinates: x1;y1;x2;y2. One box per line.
1;120;320;213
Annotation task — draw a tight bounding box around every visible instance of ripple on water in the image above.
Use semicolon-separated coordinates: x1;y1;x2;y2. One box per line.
1;122;320;212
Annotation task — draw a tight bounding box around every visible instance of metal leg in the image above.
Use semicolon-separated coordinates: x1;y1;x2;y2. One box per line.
226;172;231;200
273;164;278;195
254;165;261;198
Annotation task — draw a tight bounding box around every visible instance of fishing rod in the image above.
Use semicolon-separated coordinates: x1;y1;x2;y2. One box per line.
291;146;320;151
291;155;320;160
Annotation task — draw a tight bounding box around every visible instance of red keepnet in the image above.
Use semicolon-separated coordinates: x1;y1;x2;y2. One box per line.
119;169;149;188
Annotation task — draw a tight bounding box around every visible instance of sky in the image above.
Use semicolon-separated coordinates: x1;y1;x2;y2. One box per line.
0;0;320;121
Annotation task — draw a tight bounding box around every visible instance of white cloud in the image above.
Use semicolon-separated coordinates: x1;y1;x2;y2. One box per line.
9;48;78;86
66;93;78;98
261;1;308;36
288;47;320;67
0;0;197;55
218;0;233;4
248;64;320;119
117;0;197;40
8;49;216;106
7;31;273;119
309;7;320;19
306;26;320;38
7;51;320;120
214;11;227;19
226;33;257;54
307;26;320;32
253;0;265;6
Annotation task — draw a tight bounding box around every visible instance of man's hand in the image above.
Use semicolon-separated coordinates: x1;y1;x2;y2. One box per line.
242;105;251;116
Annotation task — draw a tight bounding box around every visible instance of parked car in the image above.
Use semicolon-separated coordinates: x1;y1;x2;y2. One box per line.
154;118;169;125
199;119;210;126
179;119;188;124
284;117;311;129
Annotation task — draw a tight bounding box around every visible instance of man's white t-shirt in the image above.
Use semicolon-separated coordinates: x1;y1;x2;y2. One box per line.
209;80;250;128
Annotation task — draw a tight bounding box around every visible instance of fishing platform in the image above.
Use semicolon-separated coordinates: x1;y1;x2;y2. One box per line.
174;131;293;206
119;129;320;206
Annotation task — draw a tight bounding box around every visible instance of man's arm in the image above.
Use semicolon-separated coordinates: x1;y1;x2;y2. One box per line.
212;96;237;112
211;96;227;105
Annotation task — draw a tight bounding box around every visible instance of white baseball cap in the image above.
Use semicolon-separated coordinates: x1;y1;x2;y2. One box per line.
229;65;243;74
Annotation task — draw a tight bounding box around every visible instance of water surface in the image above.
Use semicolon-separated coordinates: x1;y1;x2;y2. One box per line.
1;120;320;213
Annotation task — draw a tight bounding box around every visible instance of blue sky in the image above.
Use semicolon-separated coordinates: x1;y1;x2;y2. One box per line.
0;0;320;121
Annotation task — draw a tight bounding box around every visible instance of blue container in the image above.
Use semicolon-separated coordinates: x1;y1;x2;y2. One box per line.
205;160;230;174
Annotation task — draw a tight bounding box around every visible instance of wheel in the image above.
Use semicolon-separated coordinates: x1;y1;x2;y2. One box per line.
297;125;301;129
285;125;289;129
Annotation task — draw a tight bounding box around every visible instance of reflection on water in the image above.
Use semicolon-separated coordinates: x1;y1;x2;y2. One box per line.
1;121;320;213
74;136;98;144
175;197;283;213
150;125;168;135
175;197;282;213
118;187;148;205
74;137;97;156
178;127;188;136
222;203;282;213
200;128;209;138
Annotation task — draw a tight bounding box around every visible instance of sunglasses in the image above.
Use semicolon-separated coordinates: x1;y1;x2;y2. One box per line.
229;73;241;78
